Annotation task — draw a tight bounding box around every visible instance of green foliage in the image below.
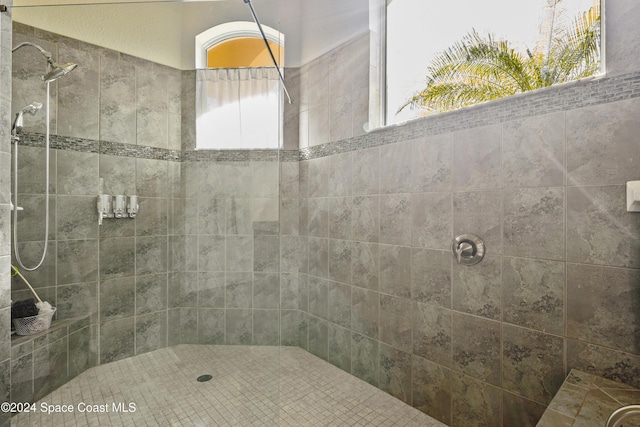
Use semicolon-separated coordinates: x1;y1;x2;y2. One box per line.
400;3;600;114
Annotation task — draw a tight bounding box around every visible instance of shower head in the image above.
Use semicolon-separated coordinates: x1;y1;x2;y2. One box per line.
12;41;78;83
12;101;43;135
42;61;78;83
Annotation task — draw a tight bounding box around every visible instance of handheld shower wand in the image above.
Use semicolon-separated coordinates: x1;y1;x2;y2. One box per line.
11;40;76;270
11;101;43;136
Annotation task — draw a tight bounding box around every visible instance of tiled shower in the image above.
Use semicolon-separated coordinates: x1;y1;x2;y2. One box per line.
1;1;640;426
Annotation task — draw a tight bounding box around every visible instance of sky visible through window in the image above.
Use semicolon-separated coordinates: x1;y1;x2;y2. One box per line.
387;0;598;124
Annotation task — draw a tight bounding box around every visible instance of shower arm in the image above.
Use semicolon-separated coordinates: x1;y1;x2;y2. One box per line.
12;41;54;64
243;0;292;104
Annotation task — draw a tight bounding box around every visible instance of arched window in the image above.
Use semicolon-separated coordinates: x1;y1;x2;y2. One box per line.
195;22;285;150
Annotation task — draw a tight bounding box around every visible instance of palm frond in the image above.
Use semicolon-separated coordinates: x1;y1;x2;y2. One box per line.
400;4;601;115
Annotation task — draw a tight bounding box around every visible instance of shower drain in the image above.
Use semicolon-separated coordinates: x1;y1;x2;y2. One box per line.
197;374;213;382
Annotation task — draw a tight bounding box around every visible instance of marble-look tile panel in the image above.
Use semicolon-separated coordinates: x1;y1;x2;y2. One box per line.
379;244;411;299
411;249;452;308
452;255;501;320
412;302;452;368
351;332;379;387
308;237;328;279
100;317;135;364
328;239;352;285
328;197;352;240
502;111;565;188
99;154;135;195
253;309;279;346
411;355;452;425
197;235;224;272
379;294;412;352
57;91;99;141
504;187;565;260
136;273;167;315
100;276;135;322
100;55;135;104
33;337;68;401
452;312;501;386
451;372;502;427
567;185;640;268
379;194;411;246
567;97;640;186
327;280;351;328
352;146;379;196
225;235;252;272
352;241;379;291
411;133;452;193
328;151;352;197
308;197;329;238
57;150;98;196
503;391;547;427
13;194;56;241
411;192;451;250
197;308;225;345
57;239;99;285
452;190;502;255
136;158;168;198
225;309;252;345
253;273;280;309
15;145;56;194
327;324;351;372
253;235;279;272
351;195;379;243
308;276;329;320
308;316;328;360
135;311;167;355
502;257;565;335
100;101;137;147
308;156;329;197
378;343;411;404
197;272;225;308
452;124;501;191
280;235;308;274
251;161;279;198
11;353;33;404
135;235;168;276
56;282;97;319
99;237;135;279
225;272;252;309
380;141;412;194
567;263;640;353
351;287;379;339
280;310;306;348
502;324;565;405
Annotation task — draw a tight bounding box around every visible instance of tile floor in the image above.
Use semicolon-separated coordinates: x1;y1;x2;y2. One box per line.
12;345;446;426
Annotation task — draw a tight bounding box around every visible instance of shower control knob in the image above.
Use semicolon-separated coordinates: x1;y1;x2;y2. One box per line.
452;234;485;266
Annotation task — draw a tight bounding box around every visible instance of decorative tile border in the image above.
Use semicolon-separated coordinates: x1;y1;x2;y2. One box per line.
16;70;640;163
17;132;299;163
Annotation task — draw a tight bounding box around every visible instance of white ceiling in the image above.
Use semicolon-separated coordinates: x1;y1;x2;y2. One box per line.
12;0;370;69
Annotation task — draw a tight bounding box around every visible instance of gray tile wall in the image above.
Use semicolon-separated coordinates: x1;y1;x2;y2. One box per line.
288;3;640;424
296;33;370;149
2;2;639;427
8;25;182;406
171;159;285;347
0;2;13;426
293;87;640;427
295;98;640;425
